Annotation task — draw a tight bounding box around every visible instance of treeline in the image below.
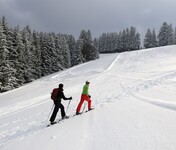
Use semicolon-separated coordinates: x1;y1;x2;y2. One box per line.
0;17;99;92
95;22;176;53
95;26;140;53
1;15;176;93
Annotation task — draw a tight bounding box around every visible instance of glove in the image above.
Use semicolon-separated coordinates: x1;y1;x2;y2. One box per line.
69;97;72;100
88;95;91;98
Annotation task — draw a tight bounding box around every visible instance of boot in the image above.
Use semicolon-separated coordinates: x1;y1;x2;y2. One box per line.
50;121;57;125
76;112;81;115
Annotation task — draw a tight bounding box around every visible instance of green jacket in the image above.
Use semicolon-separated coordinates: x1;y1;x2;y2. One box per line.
82;84;89;95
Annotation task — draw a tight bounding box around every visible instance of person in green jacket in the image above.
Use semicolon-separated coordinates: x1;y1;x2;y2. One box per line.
76;81;92;115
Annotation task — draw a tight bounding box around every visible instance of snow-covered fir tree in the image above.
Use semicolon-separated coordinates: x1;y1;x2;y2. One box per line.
39;32;48;76
144;29;153;48
93;38;99;50
116;31;123;52
54;34;65;71
121;29;127;51
47;33;58;73
22;25;36;83
13;26;25;86
167;24;174;45
125;28;130;50
40;32;54;76
98;33;107;53
32;31;42;79
79;30;99;61
174;27;176;44
0;20;16;92
65;34;76;66
57;35;71;68
134;32;141;50
151;29;158;47
129;27;140;50
71;39;84;66
158;22;174;46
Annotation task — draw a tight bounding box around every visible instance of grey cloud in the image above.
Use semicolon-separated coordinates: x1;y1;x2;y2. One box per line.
1;0;176;38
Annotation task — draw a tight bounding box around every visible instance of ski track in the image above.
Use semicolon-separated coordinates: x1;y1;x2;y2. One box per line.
103;70;176;104
0;115;47;148
1;50;176;149
0;96;49;119
132;94;176;112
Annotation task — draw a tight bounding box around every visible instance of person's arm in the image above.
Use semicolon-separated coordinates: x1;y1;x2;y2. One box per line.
61;91;72;100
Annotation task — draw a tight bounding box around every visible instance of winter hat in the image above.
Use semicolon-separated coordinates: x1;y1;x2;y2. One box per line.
86;81;90;84
59;84;64;89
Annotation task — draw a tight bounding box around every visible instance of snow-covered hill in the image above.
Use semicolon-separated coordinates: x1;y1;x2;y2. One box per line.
1;45;176;150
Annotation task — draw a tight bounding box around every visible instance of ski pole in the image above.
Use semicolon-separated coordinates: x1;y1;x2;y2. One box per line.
46;104;54;122
66;100;71;113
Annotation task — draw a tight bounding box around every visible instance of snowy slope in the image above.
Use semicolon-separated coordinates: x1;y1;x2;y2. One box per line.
0;45;176;150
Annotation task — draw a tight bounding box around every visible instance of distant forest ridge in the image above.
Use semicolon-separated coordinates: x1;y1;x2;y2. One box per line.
0;16;175;92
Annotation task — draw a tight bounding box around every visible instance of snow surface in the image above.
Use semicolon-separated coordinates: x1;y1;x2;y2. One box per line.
1;45;176;150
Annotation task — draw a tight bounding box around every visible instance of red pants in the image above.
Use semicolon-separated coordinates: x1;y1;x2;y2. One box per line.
76;94;91;112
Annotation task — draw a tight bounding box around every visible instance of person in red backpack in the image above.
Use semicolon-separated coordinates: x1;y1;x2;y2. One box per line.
50;84;72;125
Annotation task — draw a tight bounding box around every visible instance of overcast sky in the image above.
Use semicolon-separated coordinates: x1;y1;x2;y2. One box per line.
0;0;176;39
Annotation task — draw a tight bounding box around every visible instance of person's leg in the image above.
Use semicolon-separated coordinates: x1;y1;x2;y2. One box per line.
76;95;85;113
50;103;59;122
85;96;92;110
59;103;66;118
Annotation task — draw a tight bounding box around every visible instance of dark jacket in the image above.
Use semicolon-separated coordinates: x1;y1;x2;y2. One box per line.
56;88;70;103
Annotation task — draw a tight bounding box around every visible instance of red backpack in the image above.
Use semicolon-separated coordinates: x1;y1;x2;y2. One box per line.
51;88;59;101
